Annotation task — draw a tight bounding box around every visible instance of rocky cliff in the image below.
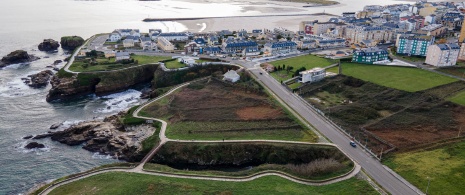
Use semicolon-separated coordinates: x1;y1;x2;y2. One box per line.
37;113;155;161
25;70;54;88
38;39;60;51
60;36;85;50
46;64;159;102
0;50;39;68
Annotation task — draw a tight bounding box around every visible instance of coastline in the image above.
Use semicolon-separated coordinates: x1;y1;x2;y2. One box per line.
143;13;337;22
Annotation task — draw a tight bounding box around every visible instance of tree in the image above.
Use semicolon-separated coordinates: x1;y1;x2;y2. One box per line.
277;35;283;40
282;64;286;70
286;66;293;73
293;67;306;77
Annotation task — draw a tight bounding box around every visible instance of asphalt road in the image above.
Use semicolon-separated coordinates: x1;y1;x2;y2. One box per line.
239;61;422;195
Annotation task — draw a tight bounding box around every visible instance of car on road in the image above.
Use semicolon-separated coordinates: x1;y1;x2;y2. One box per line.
350;141;356;148
259;72;263;75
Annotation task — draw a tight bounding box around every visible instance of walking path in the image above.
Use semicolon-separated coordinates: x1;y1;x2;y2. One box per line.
39;78;361;195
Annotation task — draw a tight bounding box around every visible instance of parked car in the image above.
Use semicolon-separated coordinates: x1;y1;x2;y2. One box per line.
350;141;356;148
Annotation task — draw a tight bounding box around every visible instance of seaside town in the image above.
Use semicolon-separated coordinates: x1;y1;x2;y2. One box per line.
4;0;465;194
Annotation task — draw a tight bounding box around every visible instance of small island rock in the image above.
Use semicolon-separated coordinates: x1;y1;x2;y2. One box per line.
27;70;54;88
0;50;39;68
60;36;85;50
25;142;45;149
38;39;60;51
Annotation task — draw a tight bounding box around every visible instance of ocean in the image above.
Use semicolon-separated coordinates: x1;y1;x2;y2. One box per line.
0;0;415;194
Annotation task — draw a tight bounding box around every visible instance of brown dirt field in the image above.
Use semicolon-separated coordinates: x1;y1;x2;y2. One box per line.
236;106;284;120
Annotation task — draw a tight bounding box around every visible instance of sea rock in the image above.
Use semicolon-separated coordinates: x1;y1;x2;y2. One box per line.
0;50;40;68
23;135;33;139
50;122;63;129
38;39;60;51
44;113;154;161
25;142;45;149
60;36;84;50
27;70;54;88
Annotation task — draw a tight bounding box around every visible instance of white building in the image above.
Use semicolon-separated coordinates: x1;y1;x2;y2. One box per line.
157;37;174;51
115;52;130;61
223;70;240;83
158;33;189;41
108;33;121;42
177;57;196;66
123;39;134;48
299;67;326;83
425;44;460;67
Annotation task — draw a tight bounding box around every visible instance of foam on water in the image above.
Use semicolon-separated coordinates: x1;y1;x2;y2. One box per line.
0;72;42;98
14;141;51;155
94;89;144;113
92;152;114;160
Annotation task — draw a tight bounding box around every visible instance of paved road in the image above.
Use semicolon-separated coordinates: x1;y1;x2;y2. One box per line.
238;61;423;195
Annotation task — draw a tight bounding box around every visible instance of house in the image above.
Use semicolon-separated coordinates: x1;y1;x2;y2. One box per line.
222;41;258;54
251;29;263;37
264;41;297;55
419;24;446;37
184;42;201;54
116;29;140;38
361;39;376;47
299;67;326;83
296;40;317;50
425;44;460;67
157;37;174;51
108;33;121;42
204;46;222;55
396;34;434;56
194;38;206;46
207;35;220;46
352;47;389;64
344;25;393;44
158;33;189;41
115;52;130;61
242;47;261;57
316;39;345;48
223;70;240;83
177;57;196;66
104;51;116;58
123;39;134;48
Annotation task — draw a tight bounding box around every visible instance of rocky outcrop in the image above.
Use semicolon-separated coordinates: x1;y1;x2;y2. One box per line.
46;64;159;102
36;113;155;161
23;135;33;140
25;70;54;88
25;142;45;149
53;60;63;65
60;36;84;50
0;50;39;68
38;39;60;51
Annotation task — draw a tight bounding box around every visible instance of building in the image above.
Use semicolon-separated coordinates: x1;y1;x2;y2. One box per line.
352;47;389;64
459;17;465;43
344;25;393;44
104;51;116;58
242;47;261;57
396;35;434;56
222;41;258;54
299;67;326;83
458;43;465;61
316;39;345;48
296;40;316;49
108;33;121;42
419;6;437;17
158;33;189;41
204;46;221;54
223;70;240;83
157;37;175;51
425;44;460;67
123;39;134;48
115;52;130;61
177;57;196;66
419;24;446;37
264;41;297;55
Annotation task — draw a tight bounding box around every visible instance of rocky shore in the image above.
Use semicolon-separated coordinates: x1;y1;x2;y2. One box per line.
23;70;54;88
38;39;60;52
0;50;39;68
33;112;156;161
60;36;85;50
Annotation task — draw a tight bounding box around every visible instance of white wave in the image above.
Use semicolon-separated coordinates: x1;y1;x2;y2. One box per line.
0;74;42;97
197;23;207;32
92;152;113;160
15;141;51;155
94;89;144;113
61;120;85;129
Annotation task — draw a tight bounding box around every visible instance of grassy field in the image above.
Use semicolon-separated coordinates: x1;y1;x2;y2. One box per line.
268;55;336;81
384;140;465;195
448;90;465;106
141;78;318;142
69;55;170;72
164;60;186;69
49;172;377;195
340;63;457;92
437;66;465;79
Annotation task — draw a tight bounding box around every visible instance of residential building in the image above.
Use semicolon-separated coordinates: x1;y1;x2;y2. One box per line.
425;14;437;25
425;44;460;67
177;57;196;66
251;29;263;37
296;40;316;49
123;39;134;48
104;51;116;58
208;35;219;45
204;46;222;55
115;52;130;61
157;37;175;51
459;17;465;43
264;41;297;55
242;47;261;57
396;35;434;56
419;6;437;17
458;43;465;61
158;33;189;41
108;33;121;42
352;47;389;64
419;24;446;36
223;70;240;83
222;41;258;54
344;25;393;44
316;39;345;48
299;67;326;83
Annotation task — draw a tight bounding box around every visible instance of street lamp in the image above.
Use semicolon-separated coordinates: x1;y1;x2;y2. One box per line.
426;177;431;194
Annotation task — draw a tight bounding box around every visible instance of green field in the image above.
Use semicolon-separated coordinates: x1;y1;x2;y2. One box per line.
437;66;465;79
164;60;187;69
49;172;377;195
69;55;170;72
384;141;465;195
340;63;457;92
269;55;336;81
448;90;465;106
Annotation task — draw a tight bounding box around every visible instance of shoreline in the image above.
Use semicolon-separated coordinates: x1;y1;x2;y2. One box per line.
143;13;337;22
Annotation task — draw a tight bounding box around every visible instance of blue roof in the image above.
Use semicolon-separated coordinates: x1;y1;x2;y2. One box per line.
204;47;221;52
319;39;345;44
159;33;187;37
225;41;258;48
194;38;206;44
265;41;297;48
354;47;388;56
252;29;262;33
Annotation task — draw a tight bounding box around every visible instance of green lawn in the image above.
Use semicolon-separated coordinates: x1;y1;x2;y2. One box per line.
164;60;187;69
437;66;465;79
383;140;465;195
69;55;170;72
448;90;465;106
396;55;426;63
269;55;336;81
340;63;457;92
49;172;377;195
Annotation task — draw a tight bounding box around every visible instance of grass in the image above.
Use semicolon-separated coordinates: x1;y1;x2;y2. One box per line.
49;172;377;195
340;62;457;92
396;55;426;63
383;141;465;195
269;55;336;81
164;60;187;69
437;66;465;79
308;91;345;108
448;90;465;106
69;55;170;72
120;106;146;125
132;55;170;65
140;126;160;155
